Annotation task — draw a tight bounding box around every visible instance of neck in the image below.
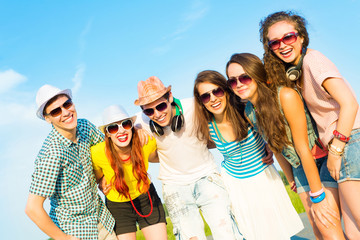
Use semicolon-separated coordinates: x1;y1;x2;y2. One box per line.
213;111;226;124
248;91;258;106
55;127;77;142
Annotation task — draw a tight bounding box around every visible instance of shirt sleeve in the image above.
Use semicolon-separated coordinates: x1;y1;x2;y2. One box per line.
304;51;344;96
29;149;61;198
90;144;102;171
88;120;105;146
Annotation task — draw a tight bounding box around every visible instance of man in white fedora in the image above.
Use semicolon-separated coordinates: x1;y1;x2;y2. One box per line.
25;84;116;240
134;76;246;240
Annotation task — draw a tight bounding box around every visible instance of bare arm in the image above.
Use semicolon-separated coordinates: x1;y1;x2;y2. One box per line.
25;193;80;240
323;77;359;180
148;150;159;163
280;87;322;192
281;87;339;226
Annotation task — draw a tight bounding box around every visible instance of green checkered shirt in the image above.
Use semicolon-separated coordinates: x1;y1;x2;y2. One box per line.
29;119;115;240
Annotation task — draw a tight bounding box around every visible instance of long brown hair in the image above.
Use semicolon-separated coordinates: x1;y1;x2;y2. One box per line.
259;11;309;88
104;127;150;198
226;53;290;153
193;70;248;142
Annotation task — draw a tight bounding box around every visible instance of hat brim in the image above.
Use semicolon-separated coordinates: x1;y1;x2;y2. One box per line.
37;89;72;120
99;115;137;133
134;85;171;106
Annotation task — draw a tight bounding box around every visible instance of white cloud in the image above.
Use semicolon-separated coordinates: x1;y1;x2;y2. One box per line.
71;63;86;95
0;69;27;94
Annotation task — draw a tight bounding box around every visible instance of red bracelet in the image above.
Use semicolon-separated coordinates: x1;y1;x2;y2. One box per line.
333;130;350;143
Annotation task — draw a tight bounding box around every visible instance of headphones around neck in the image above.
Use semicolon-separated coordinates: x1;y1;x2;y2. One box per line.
286;47;307;81
149;98;184;137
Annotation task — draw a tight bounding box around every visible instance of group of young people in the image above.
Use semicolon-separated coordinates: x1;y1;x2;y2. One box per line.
25;11;360;240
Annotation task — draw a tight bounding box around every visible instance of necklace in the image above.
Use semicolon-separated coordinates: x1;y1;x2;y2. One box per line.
212;117;243;164
121;155;131;162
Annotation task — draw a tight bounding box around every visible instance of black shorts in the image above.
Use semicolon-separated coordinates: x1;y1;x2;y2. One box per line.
106;183;166;235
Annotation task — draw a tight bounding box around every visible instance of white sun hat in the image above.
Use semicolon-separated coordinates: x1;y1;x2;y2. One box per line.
99;104;137;133
36;84;72;120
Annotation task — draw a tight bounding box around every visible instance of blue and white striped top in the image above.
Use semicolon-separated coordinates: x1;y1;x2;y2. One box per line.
209;122;268;179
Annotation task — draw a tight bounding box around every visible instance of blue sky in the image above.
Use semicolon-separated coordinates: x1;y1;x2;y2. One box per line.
1;0;359;239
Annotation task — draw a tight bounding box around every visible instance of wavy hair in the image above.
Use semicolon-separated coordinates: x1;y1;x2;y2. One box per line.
259;11;309;88
193;70;248;142
104;128;150;198
226;53;290;153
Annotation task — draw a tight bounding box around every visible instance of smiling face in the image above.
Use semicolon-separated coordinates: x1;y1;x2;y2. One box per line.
107;121;133;149
227;63;258;103
267;21;304;65
197;82;227;118
142;93;174;127
44;95;77;139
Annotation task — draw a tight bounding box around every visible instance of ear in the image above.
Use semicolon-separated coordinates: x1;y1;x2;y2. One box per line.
168;91;174;103
44;116;52;124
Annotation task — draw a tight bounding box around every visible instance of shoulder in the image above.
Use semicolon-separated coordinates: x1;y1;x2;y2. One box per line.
279;87;300;102
91;141;106;154
304;49;336;68
178;97;194;109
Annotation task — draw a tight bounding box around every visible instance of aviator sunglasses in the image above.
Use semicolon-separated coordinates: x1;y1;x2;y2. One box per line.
106;119;133;135
268;32;299;50
142;102;168;116
227;74;252;89
45;99;74;117
199;87;225;104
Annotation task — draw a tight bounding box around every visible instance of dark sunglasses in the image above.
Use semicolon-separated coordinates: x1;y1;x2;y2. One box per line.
45;99;74;117
142;101;168;116
199;87;225;104
106;119;133;135
227;74;252;89
268;32;299;50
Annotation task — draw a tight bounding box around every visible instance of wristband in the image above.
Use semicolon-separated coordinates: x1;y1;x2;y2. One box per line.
333;130;350;143
309;188;324;197
310;191;326;203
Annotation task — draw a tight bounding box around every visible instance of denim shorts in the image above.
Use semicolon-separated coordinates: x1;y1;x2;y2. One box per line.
339;128;360;183
292;156;338;193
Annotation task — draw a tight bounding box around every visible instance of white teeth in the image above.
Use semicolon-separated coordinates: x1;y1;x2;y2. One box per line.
212;102;221;108
281;49;292;55
64;116;73;123
118;135;127;140
158;115;166;121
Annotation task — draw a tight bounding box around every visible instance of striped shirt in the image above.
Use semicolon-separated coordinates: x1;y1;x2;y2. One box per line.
29;119;115;240
209;122;268;179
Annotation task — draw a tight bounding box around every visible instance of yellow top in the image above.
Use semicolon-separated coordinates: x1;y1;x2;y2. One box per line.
91;138;156;202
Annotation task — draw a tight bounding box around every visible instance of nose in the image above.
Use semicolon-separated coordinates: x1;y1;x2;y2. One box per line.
236;79;243;88
61;106;72;117
278;41;287;49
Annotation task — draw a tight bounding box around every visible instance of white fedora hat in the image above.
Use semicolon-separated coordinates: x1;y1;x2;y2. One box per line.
99;105;137;133
36;84;72;120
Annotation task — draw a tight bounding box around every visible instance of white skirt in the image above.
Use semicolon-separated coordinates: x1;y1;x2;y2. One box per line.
221;165;304;240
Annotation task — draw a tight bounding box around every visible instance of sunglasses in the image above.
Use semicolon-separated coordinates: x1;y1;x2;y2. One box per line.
199;87;225;104
142;101;168;116
106;119;133;135
227;74;252;89
268;32;299;50
45;99;74;118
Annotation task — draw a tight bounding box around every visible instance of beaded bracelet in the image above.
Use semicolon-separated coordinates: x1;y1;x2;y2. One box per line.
309;188;324;197
333;130;350;143
310;191;326;204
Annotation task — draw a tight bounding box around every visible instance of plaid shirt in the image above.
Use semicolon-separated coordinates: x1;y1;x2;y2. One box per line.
30;119;115;240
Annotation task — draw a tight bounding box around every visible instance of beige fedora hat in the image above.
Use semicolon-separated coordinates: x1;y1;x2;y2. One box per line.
134;76;171;106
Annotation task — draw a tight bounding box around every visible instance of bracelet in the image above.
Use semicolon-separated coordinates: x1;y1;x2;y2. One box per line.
310;191;326;203
327;142;343;156
328;148;343;157
333;130;350;143
309;188;324;197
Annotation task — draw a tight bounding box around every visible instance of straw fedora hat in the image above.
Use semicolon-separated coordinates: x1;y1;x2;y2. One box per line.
134;76;171;106
36;84;72;120
99;105;137;133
